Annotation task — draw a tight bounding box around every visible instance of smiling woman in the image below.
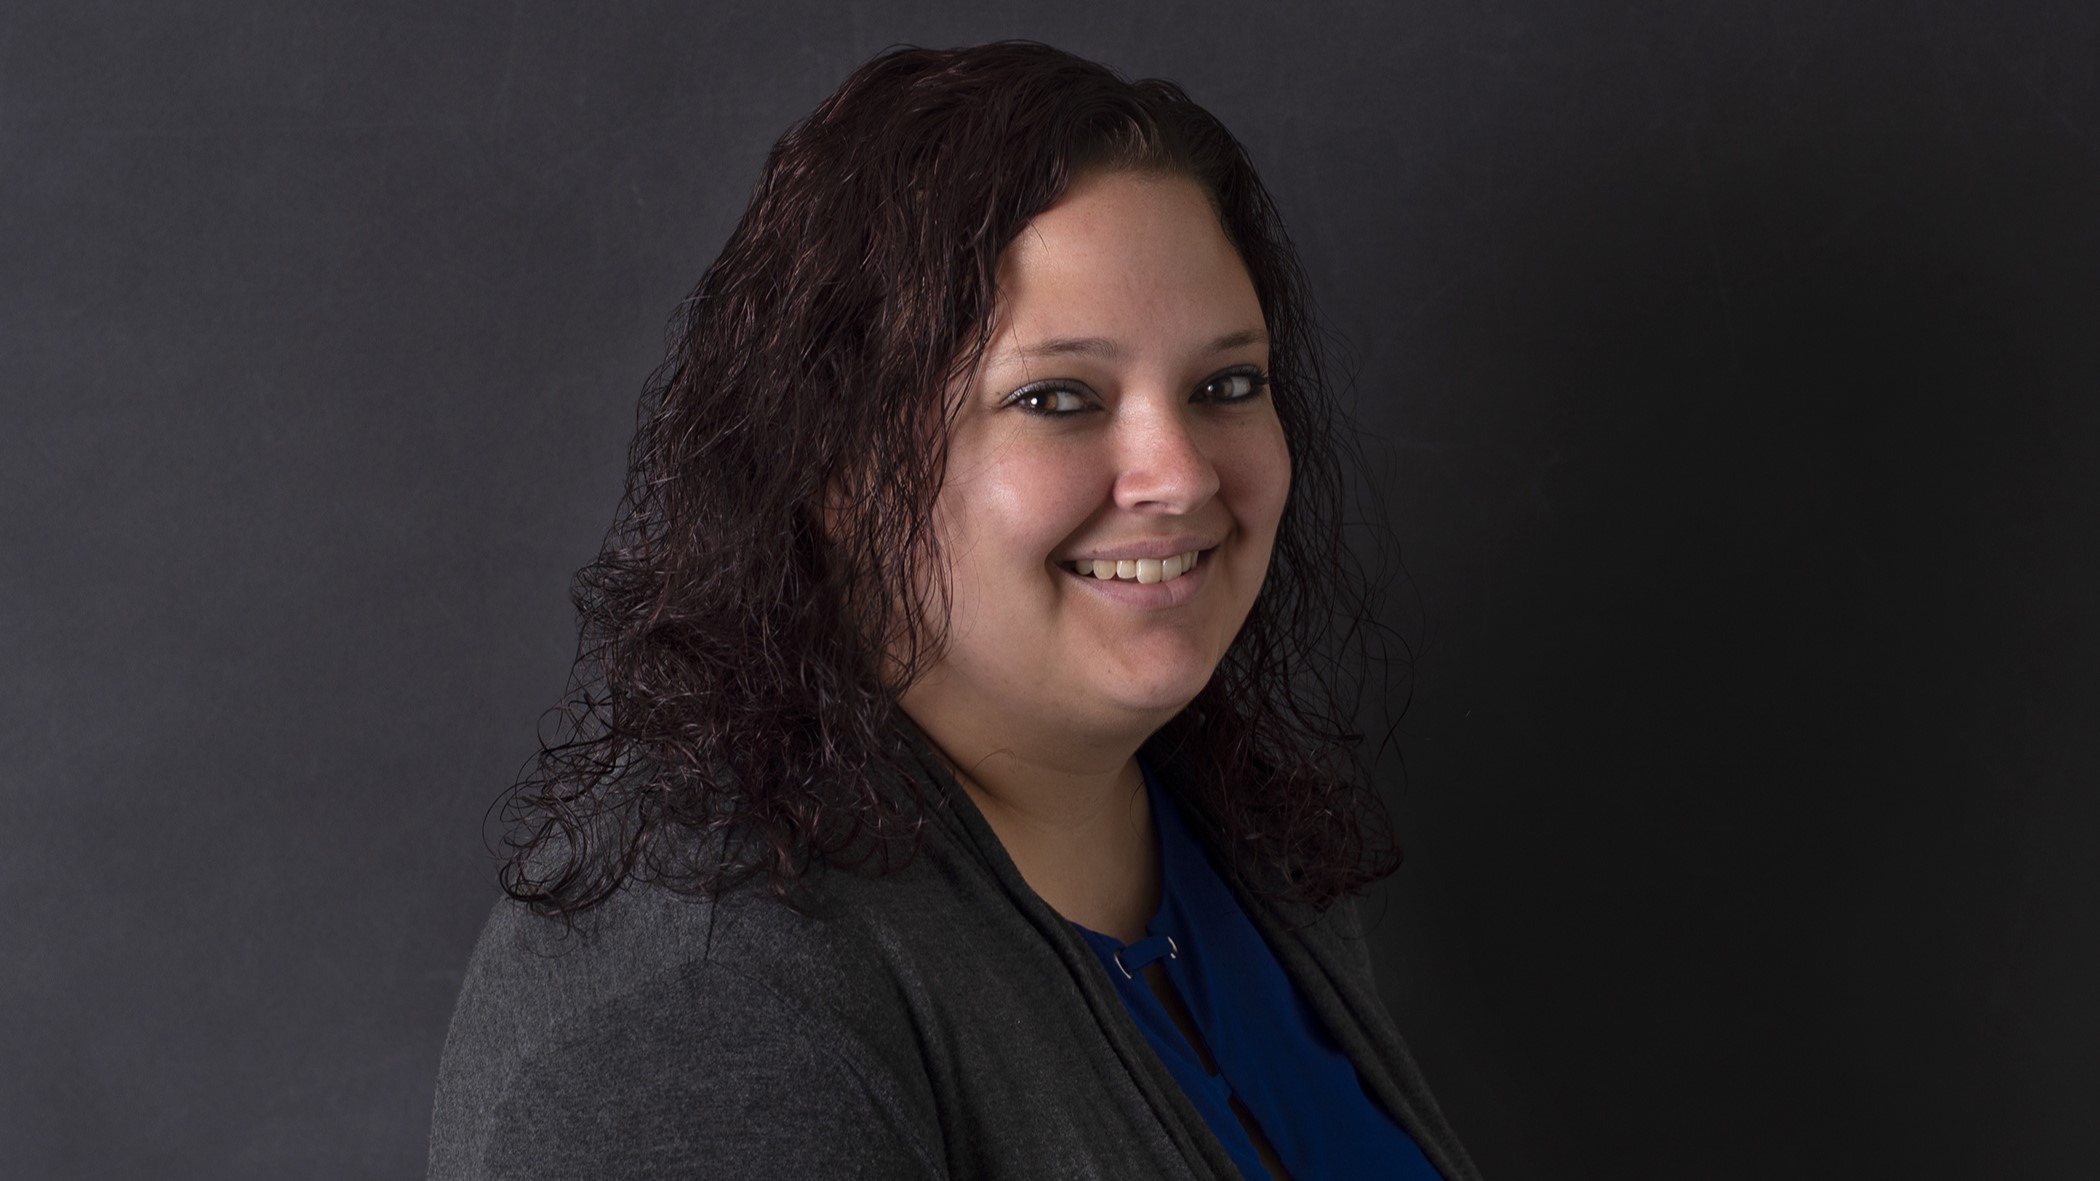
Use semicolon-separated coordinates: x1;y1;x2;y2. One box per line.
902;173;1294;901
429;41;1479;1181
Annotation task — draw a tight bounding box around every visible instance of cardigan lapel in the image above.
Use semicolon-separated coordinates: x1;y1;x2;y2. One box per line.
892;722;1245;1181
887;716;1479;1181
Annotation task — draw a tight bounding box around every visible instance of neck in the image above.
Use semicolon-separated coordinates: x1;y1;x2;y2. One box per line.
901;699;1163;942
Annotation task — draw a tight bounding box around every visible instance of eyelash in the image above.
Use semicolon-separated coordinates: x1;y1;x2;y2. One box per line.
1003;366;1272;417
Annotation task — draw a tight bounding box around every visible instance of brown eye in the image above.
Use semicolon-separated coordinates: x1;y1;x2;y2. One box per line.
1197;369;1269;403
1006;384;1090;415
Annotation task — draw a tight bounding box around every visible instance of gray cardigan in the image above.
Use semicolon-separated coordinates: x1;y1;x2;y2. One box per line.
428;752;1481;1180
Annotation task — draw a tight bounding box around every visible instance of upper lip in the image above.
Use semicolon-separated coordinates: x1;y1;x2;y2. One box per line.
1058;535;1219;563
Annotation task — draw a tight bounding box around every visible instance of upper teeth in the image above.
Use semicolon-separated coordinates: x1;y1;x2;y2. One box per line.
1070;551;1202;584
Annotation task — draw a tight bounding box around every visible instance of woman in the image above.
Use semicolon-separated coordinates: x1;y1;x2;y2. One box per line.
430;41;1479;1181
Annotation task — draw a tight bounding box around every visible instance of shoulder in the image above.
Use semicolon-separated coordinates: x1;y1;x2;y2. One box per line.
429;877;948;1180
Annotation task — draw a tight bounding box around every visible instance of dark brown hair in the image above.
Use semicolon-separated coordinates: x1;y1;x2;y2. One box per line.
499;40;1399;917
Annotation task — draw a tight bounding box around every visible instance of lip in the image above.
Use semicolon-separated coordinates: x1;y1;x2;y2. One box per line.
1055;546;1214;608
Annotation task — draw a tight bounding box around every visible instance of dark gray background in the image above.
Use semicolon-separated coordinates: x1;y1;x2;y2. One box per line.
7;1;2096;1177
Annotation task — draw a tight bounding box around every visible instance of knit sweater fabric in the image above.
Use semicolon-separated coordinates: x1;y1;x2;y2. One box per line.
427;751;1481;1180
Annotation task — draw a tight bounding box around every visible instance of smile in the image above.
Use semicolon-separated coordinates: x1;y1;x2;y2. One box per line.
1057;549;1205;584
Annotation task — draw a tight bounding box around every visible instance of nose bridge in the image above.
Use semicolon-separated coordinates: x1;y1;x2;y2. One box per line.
1112;389;1219;512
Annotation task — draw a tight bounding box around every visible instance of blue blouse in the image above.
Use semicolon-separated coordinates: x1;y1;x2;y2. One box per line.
1071;763;1443;1181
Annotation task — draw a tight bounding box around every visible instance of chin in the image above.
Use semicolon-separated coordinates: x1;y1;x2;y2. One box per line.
1101;667;1215;722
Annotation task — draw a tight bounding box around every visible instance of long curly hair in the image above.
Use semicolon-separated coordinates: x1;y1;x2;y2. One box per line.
499;40;1401;918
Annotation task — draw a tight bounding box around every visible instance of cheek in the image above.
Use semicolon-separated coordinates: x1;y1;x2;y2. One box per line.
1223;416;1293;537
939;443;1101;574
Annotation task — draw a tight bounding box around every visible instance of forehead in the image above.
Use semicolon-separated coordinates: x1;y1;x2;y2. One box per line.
982;172;1264;370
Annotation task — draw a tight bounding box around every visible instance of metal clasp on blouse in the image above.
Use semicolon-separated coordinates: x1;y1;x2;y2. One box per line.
1112;933;1181;980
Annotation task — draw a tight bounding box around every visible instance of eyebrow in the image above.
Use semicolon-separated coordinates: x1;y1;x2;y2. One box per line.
995;327;1269;366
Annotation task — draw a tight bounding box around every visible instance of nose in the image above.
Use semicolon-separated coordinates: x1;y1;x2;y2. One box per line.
1110;401;1221;515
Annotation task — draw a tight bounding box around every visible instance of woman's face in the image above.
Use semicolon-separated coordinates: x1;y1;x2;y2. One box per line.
900;170;1291;755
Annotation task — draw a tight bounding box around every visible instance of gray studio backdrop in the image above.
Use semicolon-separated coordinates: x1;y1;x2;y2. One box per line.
8;1;2097;1178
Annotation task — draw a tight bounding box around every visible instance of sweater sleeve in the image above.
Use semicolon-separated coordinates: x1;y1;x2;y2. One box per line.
431;959;944;1181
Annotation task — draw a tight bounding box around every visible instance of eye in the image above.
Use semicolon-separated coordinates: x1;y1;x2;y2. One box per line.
1004;382;1092;416
1195;367;1270;403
